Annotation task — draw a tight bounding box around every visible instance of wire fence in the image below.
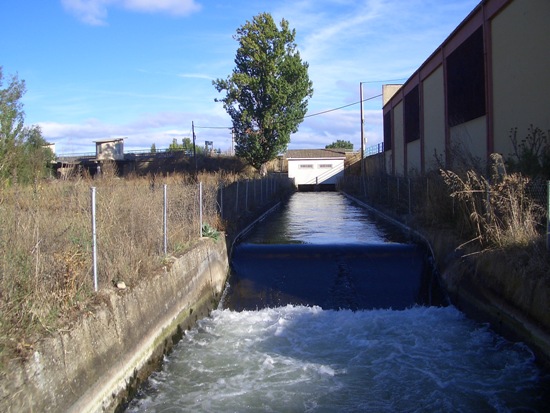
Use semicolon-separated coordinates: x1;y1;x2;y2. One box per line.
338;173;550;249
0;174;293;297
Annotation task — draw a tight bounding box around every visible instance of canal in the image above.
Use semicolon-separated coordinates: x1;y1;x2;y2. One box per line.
126;192;549;412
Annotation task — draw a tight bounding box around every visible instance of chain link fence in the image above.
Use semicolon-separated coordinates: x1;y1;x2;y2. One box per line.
0;173;293;356
338;172;550;248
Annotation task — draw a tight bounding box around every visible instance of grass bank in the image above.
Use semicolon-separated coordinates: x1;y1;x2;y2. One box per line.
339;161;550;363
0;170;293;368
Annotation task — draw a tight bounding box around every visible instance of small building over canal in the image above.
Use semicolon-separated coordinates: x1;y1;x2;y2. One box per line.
286;149;346;191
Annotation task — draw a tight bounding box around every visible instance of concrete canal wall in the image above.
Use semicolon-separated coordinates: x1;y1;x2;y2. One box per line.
1;237;228;413
344;193;550;369
429;231;550;369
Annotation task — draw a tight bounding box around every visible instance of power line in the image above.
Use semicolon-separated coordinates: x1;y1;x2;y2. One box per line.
194;126;232;129
194;92;383;129
304;93;382;119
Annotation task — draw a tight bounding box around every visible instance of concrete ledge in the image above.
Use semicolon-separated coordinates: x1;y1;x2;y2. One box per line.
440;257;550;369
343;192;550;369
1;237;229;413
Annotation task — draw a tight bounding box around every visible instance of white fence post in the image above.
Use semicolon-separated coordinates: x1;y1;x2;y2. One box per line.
91;187;98;292
163;184;167;255
199;182;203;237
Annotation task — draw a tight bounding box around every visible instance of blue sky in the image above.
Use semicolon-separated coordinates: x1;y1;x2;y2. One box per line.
1;0;479;154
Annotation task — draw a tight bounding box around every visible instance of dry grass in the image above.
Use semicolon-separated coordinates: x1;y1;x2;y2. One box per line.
0;170;292;366
440;168;544;249
339;155;549;295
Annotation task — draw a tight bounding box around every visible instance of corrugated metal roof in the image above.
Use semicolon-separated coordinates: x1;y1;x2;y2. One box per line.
285;149;346;159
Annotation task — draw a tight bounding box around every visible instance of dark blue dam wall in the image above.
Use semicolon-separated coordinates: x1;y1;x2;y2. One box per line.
225;243;442;311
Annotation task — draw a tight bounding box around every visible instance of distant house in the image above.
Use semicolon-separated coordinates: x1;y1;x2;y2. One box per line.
44;142;56;155
95;138;125;161
286;149;346;190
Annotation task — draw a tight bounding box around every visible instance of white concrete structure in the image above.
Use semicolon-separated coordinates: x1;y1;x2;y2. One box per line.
95;138;125;161
286;149;346;188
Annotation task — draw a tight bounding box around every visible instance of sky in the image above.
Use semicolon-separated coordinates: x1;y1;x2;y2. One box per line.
1;0;480;155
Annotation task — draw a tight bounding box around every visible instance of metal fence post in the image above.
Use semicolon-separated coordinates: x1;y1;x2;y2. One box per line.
219;182;224;219
245;179;249;211
261;177;264;204
91;187;98;292
547;181;550;251
426;177;430;212
408;178;411;215
396;177;400;209
199;181;203;237
163;184;167;255
235;180;239;213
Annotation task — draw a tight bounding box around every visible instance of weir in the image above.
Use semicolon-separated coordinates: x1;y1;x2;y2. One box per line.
125;192;550;412
227;242;441;311
224;190;446;312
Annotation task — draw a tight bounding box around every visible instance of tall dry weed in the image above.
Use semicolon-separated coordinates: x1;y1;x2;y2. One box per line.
440;167;543;249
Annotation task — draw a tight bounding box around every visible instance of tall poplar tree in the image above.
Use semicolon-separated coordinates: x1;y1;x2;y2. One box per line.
213;13;313;175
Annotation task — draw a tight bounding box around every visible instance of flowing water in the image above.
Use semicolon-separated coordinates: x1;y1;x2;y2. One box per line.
126;192;549;412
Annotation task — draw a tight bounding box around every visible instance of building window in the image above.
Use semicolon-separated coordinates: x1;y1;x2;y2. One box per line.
383;111;392;151
446;26;486;127
404;85;420;143
298;164;314;169
318;164;333;168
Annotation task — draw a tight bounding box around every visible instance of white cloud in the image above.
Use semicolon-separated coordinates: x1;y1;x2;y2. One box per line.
61;0;109;26
178;73;215;81
39;108;233;154
122;0;201;15
61;0;201;25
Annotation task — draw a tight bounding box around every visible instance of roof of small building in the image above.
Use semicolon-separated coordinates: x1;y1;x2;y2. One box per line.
94;138;125;144
285;149;346;159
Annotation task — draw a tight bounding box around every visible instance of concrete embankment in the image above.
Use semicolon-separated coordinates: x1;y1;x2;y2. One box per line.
428;231;550;369
0;237;228;413
344;193;550;369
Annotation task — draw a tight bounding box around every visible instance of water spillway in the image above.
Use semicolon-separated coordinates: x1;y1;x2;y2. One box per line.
126;192;549;412
227;243;435;311
225;191;441;311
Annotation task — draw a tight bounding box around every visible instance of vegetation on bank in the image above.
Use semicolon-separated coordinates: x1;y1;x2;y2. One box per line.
1;67;54;186
0;168;292;368
438;128;550;252
344;126;549;252
340;134;550;335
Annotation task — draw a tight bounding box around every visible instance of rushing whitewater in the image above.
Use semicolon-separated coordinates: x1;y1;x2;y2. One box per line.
127;305;547;412
125;193;549;412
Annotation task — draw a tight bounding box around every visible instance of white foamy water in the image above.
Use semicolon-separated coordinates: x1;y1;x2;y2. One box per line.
126;305;548;412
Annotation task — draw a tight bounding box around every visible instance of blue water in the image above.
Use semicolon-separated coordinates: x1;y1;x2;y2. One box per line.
242;192;393;245
127;305;547;412
126;192;549;412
